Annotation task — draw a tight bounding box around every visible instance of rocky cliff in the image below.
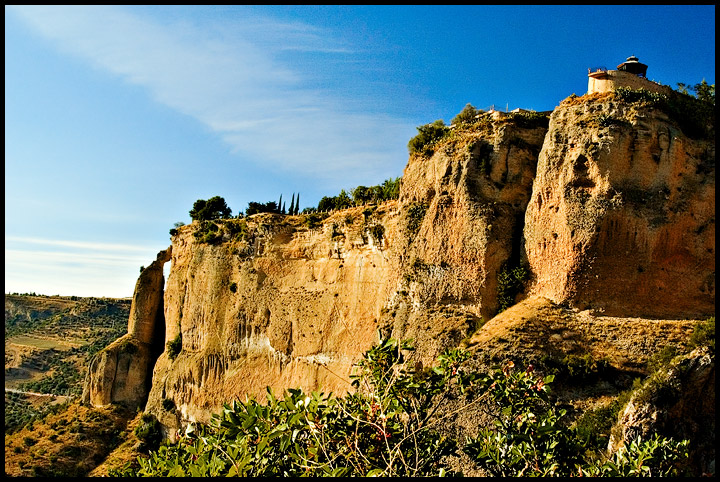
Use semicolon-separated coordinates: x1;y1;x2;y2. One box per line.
609;346;715;476
82;248;170;408
85;90;714;454
144;210;399;432
525;93;714;317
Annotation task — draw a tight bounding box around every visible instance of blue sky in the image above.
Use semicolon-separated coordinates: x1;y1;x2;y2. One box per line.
5;5;715;298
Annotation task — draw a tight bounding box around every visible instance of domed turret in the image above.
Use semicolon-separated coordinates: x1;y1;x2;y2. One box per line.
617;55;648;77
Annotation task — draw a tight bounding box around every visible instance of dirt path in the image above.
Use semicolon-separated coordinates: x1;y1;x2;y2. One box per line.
5;387;73;405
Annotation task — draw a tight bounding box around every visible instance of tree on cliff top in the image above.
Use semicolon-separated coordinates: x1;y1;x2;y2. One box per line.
189;196;232;221
407;119;449;155
245;201;278;216
676;79;715;106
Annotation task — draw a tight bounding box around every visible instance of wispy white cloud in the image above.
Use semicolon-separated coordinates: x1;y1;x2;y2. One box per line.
9;5;410;184
6;236;154;253
5;236;163;297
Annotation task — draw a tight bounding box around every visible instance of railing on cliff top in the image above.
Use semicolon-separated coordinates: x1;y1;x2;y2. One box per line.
588;66;608;74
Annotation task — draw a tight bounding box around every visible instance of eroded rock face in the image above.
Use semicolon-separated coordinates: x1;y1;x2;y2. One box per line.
146;212;398;435
83;335;153;407
143;116;551;437
88;93;713;456
82;248;171;409
398;118;547;321
524;94;715;317
609;347;715;476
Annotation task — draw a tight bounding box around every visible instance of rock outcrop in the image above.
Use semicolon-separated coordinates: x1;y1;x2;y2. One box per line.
82;248;170;408
609;347;715;476
145;210;399;434
397;114;547;321
524;93;715;317
85;90;714;460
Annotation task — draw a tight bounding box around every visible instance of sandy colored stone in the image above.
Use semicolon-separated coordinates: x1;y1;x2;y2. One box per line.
86;95;713;452
524;94;714;317
83;248;171;409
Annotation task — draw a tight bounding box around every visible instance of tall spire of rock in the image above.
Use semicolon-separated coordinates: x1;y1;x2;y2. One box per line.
82;247;172;409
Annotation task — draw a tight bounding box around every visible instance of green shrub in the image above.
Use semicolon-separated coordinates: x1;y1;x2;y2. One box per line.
304;212;326;229
496;265;528;313
369;223;385;243
574;398;624;449
562;353;610;381
405;202;427;237
135;413;163;453
688;317;714;354
646;344;679;374
451;103;480;125
193;221;223;244
224;219;249;242
118;340;690;477
408;120;449;155
166;332;182;361
582;435;689;477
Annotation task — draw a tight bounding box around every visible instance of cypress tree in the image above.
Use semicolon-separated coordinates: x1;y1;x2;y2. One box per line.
294;193;300;215
278;194;283;214
289;193;296;216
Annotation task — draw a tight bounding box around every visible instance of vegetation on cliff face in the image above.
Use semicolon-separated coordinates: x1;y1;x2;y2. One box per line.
614;86;715;139
112;339;691;477
314;177;401;213
408;105;550;157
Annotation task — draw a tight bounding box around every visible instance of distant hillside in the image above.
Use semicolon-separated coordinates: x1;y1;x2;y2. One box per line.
5;294;130;434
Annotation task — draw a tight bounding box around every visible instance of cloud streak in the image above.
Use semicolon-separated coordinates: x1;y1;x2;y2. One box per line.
9;5;410;184
7;236;155;253
5;236;162;297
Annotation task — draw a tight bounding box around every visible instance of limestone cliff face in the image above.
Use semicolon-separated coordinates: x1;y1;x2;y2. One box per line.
87;91;714;445
524;93;715;317
385;115;548;358
142;114;550;436
82;248;170;408
145;211;399;433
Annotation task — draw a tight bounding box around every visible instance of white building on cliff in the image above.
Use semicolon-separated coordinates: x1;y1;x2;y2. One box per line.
587;56;673;95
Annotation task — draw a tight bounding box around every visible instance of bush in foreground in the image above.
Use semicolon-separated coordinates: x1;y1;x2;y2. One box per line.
112;340;689;477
